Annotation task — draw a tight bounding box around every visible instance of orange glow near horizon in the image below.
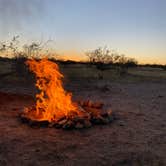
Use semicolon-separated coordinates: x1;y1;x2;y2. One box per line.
57;50;87;62
0;48;165;65
58;50;166;65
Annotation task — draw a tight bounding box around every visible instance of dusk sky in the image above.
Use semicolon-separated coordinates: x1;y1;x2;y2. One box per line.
0;0;166;64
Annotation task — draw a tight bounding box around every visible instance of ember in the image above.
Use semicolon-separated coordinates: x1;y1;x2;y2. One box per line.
21;59;113;129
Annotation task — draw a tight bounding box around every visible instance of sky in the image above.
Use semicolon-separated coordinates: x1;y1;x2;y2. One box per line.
0;0;166;64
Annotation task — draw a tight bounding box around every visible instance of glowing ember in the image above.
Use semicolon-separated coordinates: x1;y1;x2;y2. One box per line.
21;58;113;129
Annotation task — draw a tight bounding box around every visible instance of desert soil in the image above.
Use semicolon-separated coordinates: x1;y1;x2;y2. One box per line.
0;79;166;166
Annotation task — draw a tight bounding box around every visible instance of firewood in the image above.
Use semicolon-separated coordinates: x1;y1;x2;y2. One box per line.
83;107;101;117
58;119;68;126
20;100;114;129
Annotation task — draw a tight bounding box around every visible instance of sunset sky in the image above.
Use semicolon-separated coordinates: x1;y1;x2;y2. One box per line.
0;0;166;64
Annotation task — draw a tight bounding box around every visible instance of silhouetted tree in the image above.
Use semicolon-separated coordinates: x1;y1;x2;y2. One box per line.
86;47;121;79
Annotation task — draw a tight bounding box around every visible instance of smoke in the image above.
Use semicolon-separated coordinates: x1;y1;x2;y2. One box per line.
0;0;45;38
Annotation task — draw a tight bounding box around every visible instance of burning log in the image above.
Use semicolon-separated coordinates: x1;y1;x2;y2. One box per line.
20;59;114;129
20;102;114;129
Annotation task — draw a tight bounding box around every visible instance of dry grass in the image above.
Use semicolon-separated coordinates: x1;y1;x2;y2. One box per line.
0;61;166;165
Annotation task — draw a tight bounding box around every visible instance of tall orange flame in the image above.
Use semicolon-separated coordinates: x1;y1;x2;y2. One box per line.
25;59;79;122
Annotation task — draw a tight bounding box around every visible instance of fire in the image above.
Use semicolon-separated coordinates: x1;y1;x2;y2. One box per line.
22;58;113;129
24;58;79;122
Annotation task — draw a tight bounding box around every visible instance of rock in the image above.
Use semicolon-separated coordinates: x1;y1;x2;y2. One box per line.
75;122;84;129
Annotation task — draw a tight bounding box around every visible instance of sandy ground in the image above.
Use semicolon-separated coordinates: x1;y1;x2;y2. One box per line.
0;79;166;166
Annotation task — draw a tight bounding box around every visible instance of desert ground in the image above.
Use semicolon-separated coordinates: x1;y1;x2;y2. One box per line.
0;61;166;166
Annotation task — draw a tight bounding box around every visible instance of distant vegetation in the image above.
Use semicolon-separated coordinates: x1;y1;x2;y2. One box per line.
0;36;165;79
0;36;56;77
86;47;138;79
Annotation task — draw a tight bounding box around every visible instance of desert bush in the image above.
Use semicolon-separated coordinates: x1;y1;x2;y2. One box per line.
86;47;138;78
125;58;138;68
86;47;105;79
0;36;56;77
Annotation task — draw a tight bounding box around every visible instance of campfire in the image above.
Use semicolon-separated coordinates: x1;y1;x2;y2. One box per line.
20;59;113;129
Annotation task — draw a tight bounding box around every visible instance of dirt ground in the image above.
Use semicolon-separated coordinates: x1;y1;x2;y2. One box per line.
0;75;166;166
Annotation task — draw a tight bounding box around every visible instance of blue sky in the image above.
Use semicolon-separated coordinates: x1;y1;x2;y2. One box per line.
0;0;166;64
